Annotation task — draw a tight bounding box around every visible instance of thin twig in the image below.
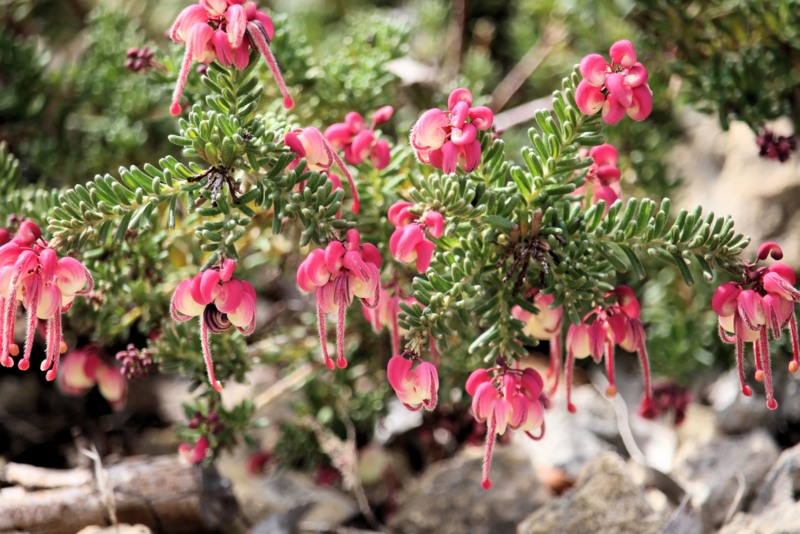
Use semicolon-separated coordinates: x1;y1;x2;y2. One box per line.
441;0;467;83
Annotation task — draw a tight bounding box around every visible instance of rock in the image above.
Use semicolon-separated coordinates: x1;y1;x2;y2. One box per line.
672;429;779;531
708;369;781;434
517;452;660;534
521;385;618;478
77;526;151;534
388;446;550;534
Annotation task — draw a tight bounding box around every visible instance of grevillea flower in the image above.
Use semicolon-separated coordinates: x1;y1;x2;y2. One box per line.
169;0;293;115
388;201;444;273
0;221;94;380
713;242;800;410
573;144;622;210
362;285;416;355
58;345;128;411
297;229;381;369
511;291;563;396
575;40;652;124
410;88;494;174
564;285;652;413
170;258;256;391
466;365;546;489
179;436;210;464
324;106;394;170
637;381;691;426
286;126;361;214
757;128;797;163
387;353;439;411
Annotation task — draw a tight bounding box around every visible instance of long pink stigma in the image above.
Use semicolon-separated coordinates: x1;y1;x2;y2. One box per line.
0;296;8;367
336;297;347;369
759;328;777;410
199;318;223;392
481;416;497;490
171;47;194;116
327;140;360;214
754;336;765;382
19;280;41;371
315;288;334;370
735;335;752;396
2;264;25;362
604;341;617;397
565;348;576;413
44;313;63;381
637;339;653;409
547;332;562;397
246;21;294;110
789;314;799;373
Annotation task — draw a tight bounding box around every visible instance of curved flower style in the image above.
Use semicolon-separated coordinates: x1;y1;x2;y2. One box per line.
564;285;652;413
58;345;128;411
410;88;494;174
362;285;416;355
511;291;563;396
387;201;444;273
466;365;546;489
713;242;800;410
324;106;394;170
169;0;293;115
387;354;439;411
297;229;381;369
573;144;622;210
575;40;652;124
170;258;256;391
0;221;94;380
286;126;361;214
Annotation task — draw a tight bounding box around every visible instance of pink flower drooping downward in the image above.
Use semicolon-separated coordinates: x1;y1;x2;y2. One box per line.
466;364;547;490
511;290;563;396
573;144;622;210
0;221;94;379
387;353;439;411
575;40;653;124
324;106;394;170
713;242;800;410
297;229;381;370
564;285;652;413
169;0;294;115
388;201;445;273
58;345;128;411
171;258;256;391
286;126;361;214
410;88;494;174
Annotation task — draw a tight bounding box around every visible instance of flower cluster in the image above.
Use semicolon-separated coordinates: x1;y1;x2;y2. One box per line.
575;40;652;124
466;365;547;490
115;343;157;379
171;259;256;391
387;201;444;273
125;47;157;73
58;345;127;411
410;88;494;174
325;106;394;170
511;291;563;396
297;229;381;369
638;381;692;426
573;144;622;210
757;128;797;163
286;126;361;214
0;221;93;380
169;0;293;115
565;285;652;413
387;353;439;411
713;242;800;409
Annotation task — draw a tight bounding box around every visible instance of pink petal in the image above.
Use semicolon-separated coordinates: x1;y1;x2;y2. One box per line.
626;85;653;121
324;123;353;151
458;139;482;173
441;141;459;174
447;88;473;109
360;243;383;268
228;286;256;330
466;368;491;395
170;5;209;43
610;40;637;67
388;201;415;227
423;211;444;238
297;249;330;291
451;123;477;146
579;53;609;86
601;95;626;125
212;30;235;66
349;130;375;165
387;354;413;393
96;364;127;411
575;80;605;116
172;279;205;318
36;285;61;319
768;262;796;285
371;105;394;126
215;279;244;313
188;22;216;64
625;63;648;87
606;73;633;108
225;4;247;48
712;282;742;317
325;240;346;274
414;239;435;273
370;139;391;170
54;257;88;296
411;109;450;151
468;106;494;130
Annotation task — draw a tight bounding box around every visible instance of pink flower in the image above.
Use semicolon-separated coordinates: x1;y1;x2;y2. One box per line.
573;144;622;210
387;354;438;411
410;88;494;174
286;126;361;214
387;201;444;273
0;222;94;380
324;106;394;170
511;291;563;396
169;0;293;115
564;285;652;413
296;229;381;369
179;436;209;464
714;243;800;410
57;345;128;411
466;365;546;489
170;258;256;391
575;40;652;124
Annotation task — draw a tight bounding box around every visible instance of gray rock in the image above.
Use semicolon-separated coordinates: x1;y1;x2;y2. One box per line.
517;452;660;534
388;446;550;534
709;369;781;434
673;429;779;531
719;505;800;534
